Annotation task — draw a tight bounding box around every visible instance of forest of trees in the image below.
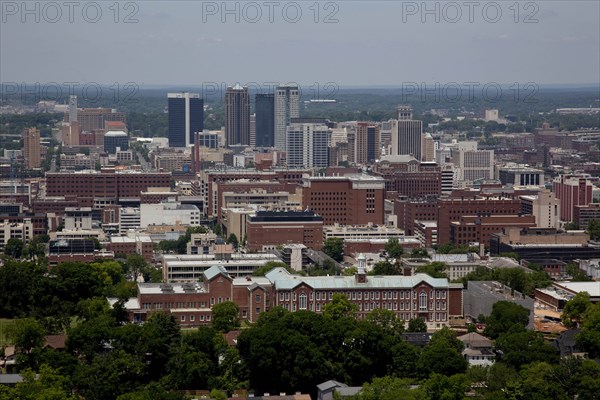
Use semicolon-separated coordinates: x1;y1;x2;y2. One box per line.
2;253;600;399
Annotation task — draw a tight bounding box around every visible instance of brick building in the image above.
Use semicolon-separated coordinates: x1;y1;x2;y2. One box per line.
106;235;153;262
199;168;311;217
574;203;600;229
372;156;442;198
45;170;171;199
394;198;438;235
246;210;324;251
450;215;536;248
302;174;385;225
117;260;464;329
437;196;522;245
552;174;594;222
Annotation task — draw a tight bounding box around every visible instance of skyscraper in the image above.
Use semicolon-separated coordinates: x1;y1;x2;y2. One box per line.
225;84;250;146
287;123;330;168
391;105;422;159
23;127;41;169
354;122;381;164
255;93;275;147
274;85;299;151
168;92;204;148
68;95;78;122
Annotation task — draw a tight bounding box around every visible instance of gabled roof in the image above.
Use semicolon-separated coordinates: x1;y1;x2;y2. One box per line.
203;265;231;281
44;335;67;350
269;273;449;291
317;380;348;391
457;332;493;348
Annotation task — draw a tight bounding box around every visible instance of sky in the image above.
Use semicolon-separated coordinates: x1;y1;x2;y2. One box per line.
1;1;599;88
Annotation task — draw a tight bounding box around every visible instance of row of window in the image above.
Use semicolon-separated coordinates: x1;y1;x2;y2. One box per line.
278;289;448;302
179;314;211;322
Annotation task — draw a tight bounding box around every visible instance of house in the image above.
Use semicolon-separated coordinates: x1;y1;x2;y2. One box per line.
553;329;586;358
317;380;361;400
0;346;16;374
457;332;495;366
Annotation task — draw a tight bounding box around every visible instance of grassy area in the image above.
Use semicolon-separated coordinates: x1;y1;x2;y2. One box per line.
0;319;15;347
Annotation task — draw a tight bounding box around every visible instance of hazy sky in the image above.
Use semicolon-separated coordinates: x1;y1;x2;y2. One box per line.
1;1;599;87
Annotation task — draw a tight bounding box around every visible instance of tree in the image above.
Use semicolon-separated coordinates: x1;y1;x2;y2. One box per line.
495;330;559;369
11;365;78;400
371;260;400;275
212;301;240;332
323;293;357;320
563;221;580;231
422;373;469;400
562;291;592;328
384;238;403;259
366;309;404;336
577;302;600;358
417;332;468;377
349;376;423;400
406;318;427;333
125;253;147;282
252;261;291;276
566;262;592;281
323;237;344;262
227;234;239;250
483;301;530;339
587;219;600;240
8;318;45;364
415;262;447;278
410;247;429;258
213;224;222;236
4;238;24;259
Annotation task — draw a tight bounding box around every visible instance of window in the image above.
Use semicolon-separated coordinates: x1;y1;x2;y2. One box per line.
206;315;210;321
299;294;307;310
285;292;290;301
316;292;321;300
280;292;284;301
180;315;186;322
200;315;205;321
375;292;380;300
242;310;247;318
255;308;260;315
400;291;404;299
190;315;195;322
382;292;387;300
329;292;333;300
393;291;398;300
256;295;261;303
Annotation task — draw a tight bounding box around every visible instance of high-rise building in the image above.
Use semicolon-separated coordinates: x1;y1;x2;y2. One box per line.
354;122;381;164
250;114;256;147
68;95;78;123
552;174;594;222
168;92;204;148
391;105;422;159
274;85;300;151
75;108;126;132
225;85;250;146
421;133;435;162
23;127;41;169
286;123;330;169
255;93;275;147
453;142;494;183
103;131;129;154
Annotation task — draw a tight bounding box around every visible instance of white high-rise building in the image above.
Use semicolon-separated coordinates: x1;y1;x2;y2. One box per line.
68;95;78;122
390;105;422;159
274;86;300;151
286;123;330;168
453;141;494;183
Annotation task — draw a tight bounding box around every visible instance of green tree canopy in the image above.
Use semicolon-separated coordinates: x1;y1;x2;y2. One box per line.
483;301;530;339
562;291;592;328
323;237;344;262
406;318;427;333
323;293;357;320
212;301;240;332
384;238;404;259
